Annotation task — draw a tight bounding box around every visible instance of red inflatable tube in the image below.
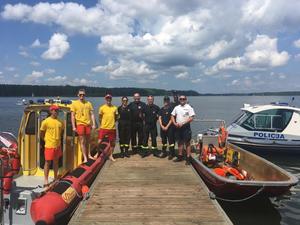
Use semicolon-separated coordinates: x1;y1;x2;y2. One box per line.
3;171;14;194
30;140;110;225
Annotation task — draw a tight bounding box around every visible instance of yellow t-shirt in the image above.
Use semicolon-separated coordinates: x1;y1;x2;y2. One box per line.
99;104;118;129
70;100;94;125
40;117;64;148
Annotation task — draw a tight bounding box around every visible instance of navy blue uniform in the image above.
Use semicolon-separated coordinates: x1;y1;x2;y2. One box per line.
129;101;146;151
143;104;160;150
159;105;175;155
118;105;132;155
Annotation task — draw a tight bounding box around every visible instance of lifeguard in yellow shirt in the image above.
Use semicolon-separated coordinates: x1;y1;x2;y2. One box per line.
98;94;118;161
70;89;96;163
40;105;64;186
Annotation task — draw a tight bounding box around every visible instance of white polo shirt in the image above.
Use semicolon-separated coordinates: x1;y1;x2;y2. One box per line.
171;104;195;124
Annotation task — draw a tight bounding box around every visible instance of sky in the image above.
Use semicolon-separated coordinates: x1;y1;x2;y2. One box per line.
1;0;300;93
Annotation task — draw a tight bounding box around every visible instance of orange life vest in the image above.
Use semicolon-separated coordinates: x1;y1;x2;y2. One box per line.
218;126;228;148
214;165;246;180
201;144;224;167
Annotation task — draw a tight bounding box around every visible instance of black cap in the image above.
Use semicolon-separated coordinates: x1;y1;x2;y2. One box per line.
163;96;170;102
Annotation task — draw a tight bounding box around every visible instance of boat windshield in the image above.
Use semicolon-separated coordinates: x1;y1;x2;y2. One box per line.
235;109;293;132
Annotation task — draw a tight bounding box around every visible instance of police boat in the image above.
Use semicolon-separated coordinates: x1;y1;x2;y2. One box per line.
227;102;300;153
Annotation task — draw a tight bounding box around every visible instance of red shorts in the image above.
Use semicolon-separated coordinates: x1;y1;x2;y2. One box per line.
77;125;91;136
98;129;116;142
45;146;62;161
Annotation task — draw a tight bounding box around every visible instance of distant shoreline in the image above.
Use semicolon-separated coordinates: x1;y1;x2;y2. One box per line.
0;84;299;97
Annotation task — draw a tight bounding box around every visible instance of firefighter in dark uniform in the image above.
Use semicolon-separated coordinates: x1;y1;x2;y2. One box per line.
158;96;175;159
171;90;179;109
142;95;160;157
118;96;131;158
129;93;146;154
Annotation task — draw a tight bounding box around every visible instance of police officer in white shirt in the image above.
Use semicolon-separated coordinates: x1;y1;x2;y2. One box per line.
171;95;195;165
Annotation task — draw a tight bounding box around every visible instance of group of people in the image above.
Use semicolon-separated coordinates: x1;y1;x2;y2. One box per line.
40;88;195;186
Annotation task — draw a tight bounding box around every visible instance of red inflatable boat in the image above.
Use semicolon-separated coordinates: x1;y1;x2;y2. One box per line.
30;140;110;225
0;132;21;194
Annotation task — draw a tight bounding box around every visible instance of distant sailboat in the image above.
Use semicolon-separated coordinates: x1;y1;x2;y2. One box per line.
32;92;35;97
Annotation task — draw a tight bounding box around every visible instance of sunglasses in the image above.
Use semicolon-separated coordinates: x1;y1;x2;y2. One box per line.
79;94;85;97
179;98;186;100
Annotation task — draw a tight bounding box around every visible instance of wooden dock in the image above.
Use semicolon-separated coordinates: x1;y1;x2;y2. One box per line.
69;154;232;225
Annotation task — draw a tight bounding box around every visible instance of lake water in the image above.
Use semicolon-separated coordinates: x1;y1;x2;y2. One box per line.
1;96;299;225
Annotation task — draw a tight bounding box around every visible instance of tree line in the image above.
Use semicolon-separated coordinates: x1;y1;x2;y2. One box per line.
0;84;200;97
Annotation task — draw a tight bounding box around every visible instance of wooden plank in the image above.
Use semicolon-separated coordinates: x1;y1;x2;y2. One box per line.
69;154;232;225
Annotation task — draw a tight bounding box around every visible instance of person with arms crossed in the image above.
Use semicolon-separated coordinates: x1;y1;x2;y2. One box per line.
70;89;96;163
159;96;175;159
40;105;64;186
98;94;118;161
171;95;195;165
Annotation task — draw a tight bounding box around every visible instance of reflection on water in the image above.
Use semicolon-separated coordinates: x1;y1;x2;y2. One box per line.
220;151;300;225
1;96;300;224
220;196;282;225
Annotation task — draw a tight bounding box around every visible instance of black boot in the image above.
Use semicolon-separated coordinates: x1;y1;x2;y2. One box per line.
132;147;137;155
120;147;124;158
168;148;175;160
160;147;168;158
124;147;130;158
153;148;160;157
141;146;149;158
185;156;191;165
173;155;183;162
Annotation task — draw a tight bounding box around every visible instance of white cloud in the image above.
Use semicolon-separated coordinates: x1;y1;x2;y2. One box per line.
231;79;239;85
206;35;289;75
19;50;29;57
42;33;70;60
294;39;300;48
175;72;189;79
23;70;44;83
191;78;201;83
92;59;158;80
0;71;2;75
5;66;16;72
270;72;286;79
31;38;41;48
47;76;67;82
70;78;98;86
45;68;56;74
1;2;132;36
30;61;40;67
204;40;235;60
241;0;300;31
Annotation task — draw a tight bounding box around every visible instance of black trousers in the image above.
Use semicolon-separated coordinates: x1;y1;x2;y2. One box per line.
160;126;175;150
143;123;157;148
118;121;131;149
131;122;144;149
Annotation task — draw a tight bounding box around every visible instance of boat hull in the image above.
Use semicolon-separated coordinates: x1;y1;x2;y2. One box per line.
192;158;292;199
191;144;298;200
229;139;300;154
30;140;110;225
